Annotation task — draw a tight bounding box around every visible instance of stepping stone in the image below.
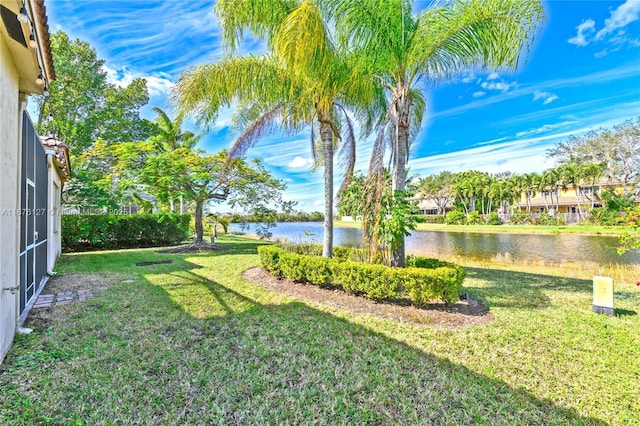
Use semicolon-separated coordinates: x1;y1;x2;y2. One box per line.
56;292;74;303
78;289;94;301
32;294;54;308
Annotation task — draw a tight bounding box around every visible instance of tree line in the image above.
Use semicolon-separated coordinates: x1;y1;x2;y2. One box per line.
338;117;640;221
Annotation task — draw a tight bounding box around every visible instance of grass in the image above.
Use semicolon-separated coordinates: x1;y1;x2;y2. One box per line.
1;234;639;424
335;220;636;236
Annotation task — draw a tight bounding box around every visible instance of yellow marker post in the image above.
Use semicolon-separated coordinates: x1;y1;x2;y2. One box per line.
593;276;614;316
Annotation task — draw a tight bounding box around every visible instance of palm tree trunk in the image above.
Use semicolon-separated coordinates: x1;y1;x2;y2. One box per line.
320;120;334;258
391;119;410;268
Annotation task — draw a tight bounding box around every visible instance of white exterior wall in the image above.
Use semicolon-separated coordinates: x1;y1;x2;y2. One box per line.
46;154;62;272
0;35;23;363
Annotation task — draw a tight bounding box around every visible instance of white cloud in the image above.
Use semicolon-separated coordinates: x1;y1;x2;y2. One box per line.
481;81;516;92
595;0;640;41
515;121;576;138
287;156;312;169
568;19;596;46
460;73;476;83
568;1;640;48
472;91;486;98
486;72;500;81
532;90;559;105
103;65;174;97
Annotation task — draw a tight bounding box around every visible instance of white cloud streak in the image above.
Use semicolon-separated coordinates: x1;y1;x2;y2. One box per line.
568;1;640;48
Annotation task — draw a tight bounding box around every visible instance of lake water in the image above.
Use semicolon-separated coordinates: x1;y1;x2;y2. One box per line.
229;222;640;266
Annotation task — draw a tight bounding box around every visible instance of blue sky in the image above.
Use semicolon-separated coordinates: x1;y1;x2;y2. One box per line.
45;0;640;212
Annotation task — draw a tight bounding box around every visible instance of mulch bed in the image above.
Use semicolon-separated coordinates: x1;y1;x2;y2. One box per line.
243;267;494;329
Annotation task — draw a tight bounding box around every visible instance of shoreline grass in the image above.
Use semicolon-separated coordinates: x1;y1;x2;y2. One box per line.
1;235;638;424
335;220;636;237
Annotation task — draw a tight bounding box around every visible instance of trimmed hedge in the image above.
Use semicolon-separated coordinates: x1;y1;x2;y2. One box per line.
257;245;466;306
62;214;191;251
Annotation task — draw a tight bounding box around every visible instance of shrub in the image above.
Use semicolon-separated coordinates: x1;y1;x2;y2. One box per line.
336;262;400;300
257;246;466;306
485;212;502;225
445;210;467;225
467;211;483;225
62;214;190;251
257;245;283;278
421;215;446;224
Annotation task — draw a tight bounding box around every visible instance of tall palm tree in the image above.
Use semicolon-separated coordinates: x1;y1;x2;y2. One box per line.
174;0;374;258
325;0;545;266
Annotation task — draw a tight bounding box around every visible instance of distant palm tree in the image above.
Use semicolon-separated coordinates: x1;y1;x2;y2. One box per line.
323;0;545;266
175;0;374;258
559;163;584;217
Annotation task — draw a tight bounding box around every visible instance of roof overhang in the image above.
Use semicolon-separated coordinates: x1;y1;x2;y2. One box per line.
0;0;55;94
41;134;70;183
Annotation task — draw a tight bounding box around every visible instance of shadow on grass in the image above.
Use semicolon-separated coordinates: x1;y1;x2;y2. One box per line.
614;308;637;317
3;256;609;425
463;267;593;310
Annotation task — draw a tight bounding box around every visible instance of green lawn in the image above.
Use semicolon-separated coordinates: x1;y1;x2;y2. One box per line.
1;235;638;424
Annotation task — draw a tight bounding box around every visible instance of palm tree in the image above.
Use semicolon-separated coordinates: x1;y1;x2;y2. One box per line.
581;163;603;208
149;107;200;213
559;162;584;218
174;0;374;258
324;0;545;266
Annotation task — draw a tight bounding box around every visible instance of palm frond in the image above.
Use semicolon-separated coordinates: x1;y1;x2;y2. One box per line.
335;103;356;194
172;55;288;126
228;104;283;158
410;0;545;80
273;0;333;84
214;0;298;51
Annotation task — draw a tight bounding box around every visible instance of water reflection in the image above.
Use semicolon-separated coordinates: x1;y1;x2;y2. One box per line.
229;222;640;265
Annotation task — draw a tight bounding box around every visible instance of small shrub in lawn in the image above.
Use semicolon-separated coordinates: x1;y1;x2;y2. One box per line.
278;252;307;283
422;215;446;224
257;245;283;278
446;210;467;225
467;211;483;225
336;262;400;300
485;212;502;225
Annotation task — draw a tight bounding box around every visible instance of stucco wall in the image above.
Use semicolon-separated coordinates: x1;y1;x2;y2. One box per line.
47;157;62;272
0;35;22;363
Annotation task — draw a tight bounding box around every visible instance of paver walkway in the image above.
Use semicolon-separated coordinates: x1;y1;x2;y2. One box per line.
32;289;94;309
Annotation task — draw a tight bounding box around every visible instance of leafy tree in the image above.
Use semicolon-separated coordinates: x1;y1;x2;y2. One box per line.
175;0;374;258
36;31;154;156
547;117;640;195
34;31;155;209
140;148;284;244
618;206;640;255
325;0;544;266
417;171;454;216
337;172;366;218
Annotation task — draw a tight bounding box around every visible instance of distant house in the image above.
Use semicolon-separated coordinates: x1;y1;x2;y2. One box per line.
513;179;633;216
1;0;56;363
